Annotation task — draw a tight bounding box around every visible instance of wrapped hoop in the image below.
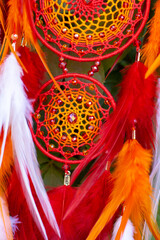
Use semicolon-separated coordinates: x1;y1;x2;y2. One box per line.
30;73;115;164
31;0;150;61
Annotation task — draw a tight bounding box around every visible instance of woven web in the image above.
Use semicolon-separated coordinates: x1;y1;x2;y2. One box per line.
32;0;149;60
31;75;115;163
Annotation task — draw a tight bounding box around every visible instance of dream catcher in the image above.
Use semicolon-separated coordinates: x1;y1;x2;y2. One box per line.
0;0;160;239
32;0;150;61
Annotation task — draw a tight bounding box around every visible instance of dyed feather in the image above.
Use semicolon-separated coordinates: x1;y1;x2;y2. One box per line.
7;170;43;240
0;52;60;239
111;217;134;240
143;78;160;240
10;216;20;236
0;132;14;240
0;132;13;193
18;46;44;99
86;140;160;240
8;169;114;240
67;62;156;218
142;0;160;68
0;193;13;240
145;53;160;78
71;62;156;183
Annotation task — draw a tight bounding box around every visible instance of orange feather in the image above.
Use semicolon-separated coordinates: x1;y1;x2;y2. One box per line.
142;0;160;68
0;131;13;192
0;192;13;240
86;140;160;240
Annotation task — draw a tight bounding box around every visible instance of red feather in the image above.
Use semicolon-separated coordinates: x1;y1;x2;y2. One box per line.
7;170;114;239
18;46;45;99
69;62;157;216
34;171;114;240
7;170;38;240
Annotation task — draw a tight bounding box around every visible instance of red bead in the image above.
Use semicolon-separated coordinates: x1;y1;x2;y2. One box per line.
88;70;94;76
68;113;77;124
67;94;72;100
59;62;67;69
110;25;116;31
126;29;132;35
99;32;105;38
72;136;77;142
57;99;63;106
54;3;58;9
50;119;56;125
47;7;53;13
95;61;101;66
62;28;68;34
74;33;79;39
63;68;68;74
133;39;141;47
123;2;129;8
78;49;85;56
87;35;92;40
88;125;94;130
54;127;60;134
46;34;52;41
39;131;44;136
87;115;95;121
50;108;57;114
52;18;58;25
104;99;109;105
76;95;83;103
72;79;78;85
59;56;65;62
85;101;92;108
118;14;125;21
61;134;67;141
91;65;99;72
135;13;141;19
62;164;71;171
113;41;119;47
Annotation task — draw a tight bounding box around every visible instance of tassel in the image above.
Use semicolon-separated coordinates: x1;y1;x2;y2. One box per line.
142;0;160;68
111;217;134;240
67;62;156;218
0;52;60;239
86;140;160;240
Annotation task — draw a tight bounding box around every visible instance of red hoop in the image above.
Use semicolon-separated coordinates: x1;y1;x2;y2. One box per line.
30;0;150;61
30;73;115;164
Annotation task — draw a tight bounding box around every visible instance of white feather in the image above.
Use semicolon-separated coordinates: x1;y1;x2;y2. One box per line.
0;195;13;240
111;216;135;240
10;216;20;236
143;79;160;240
0;53;60;239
